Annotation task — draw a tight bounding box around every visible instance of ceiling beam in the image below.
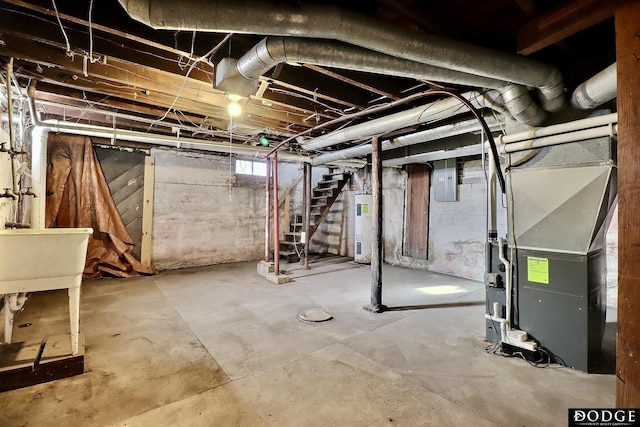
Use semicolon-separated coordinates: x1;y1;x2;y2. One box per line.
0;35;316;130
2;0;197;61
303;64;401;101
517;0;622;55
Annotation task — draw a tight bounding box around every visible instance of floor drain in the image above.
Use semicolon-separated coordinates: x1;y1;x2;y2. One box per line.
297;308;333;322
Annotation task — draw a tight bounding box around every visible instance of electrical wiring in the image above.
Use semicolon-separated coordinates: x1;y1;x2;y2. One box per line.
268;87;350;116
150;33;232;128
50;0;72;56
485;342;554;369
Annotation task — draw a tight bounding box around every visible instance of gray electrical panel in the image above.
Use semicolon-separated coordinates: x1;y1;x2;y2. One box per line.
434;159;457;201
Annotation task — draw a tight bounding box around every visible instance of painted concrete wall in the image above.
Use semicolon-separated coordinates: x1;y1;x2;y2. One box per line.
149;146;619;293
381;160;507;281
151;148;302;270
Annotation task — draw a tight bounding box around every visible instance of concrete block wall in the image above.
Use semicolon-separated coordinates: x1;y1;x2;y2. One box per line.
151;148;301;270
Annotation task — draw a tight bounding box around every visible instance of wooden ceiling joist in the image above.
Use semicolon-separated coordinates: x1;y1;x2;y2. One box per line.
517;0;622;55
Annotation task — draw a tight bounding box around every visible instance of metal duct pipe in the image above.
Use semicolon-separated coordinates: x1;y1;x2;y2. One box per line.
228;37;546;125
118;0;565;112
312;117;501;166
26;88;309;163
301;91;497;152
571;63;617;109
234;37;508;91
500;83;547;126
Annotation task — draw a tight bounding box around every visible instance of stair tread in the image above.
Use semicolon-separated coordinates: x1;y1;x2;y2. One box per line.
284;231;302;236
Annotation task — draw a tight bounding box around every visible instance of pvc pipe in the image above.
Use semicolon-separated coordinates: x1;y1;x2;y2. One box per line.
385;114;621;166
488;149;497;241
501;112;617;145
30;127;48;229
501;123;618;153
6;58;19;196
498;238;512;331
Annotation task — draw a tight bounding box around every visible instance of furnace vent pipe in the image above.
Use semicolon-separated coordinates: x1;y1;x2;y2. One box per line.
228;37;547;126
311;117;501;166
571;63;617;110
118;0;565;112
301;91;500;152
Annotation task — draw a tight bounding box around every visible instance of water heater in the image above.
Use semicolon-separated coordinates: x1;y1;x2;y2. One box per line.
354;194;372;264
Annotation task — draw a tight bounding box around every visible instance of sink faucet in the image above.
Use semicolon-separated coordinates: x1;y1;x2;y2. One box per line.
22;187;37;198
0;188;16;199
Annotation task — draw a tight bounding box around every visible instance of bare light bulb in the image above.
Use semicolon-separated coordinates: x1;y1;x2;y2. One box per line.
227;101;242;117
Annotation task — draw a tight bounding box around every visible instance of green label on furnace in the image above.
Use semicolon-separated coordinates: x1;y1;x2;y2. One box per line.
527;257;549;284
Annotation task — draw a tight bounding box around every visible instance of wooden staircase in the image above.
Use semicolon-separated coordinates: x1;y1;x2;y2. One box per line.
278;170;350;262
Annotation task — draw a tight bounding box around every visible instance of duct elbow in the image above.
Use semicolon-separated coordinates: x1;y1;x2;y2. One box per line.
118;0;151;26
215;58;259;97
500;84;547;126
537;67;566;113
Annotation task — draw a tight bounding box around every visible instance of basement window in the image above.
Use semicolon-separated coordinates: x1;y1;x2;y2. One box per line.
235;159;267;177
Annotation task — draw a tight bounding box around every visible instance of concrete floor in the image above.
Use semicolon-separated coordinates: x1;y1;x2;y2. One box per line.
0;257;615;426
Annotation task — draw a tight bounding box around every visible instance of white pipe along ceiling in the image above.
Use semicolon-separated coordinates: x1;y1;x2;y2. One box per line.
25;85;310;163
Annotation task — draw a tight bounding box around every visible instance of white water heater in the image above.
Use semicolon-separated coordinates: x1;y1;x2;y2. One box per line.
354;194;372;264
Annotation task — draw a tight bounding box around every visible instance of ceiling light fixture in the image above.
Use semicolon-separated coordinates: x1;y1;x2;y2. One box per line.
227;93;243;117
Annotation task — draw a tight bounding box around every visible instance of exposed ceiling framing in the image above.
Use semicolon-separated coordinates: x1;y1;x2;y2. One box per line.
0;0;617;162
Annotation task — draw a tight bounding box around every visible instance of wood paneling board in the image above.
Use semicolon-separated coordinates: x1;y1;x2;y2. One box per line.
95;147;145;259
404;164;430;259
